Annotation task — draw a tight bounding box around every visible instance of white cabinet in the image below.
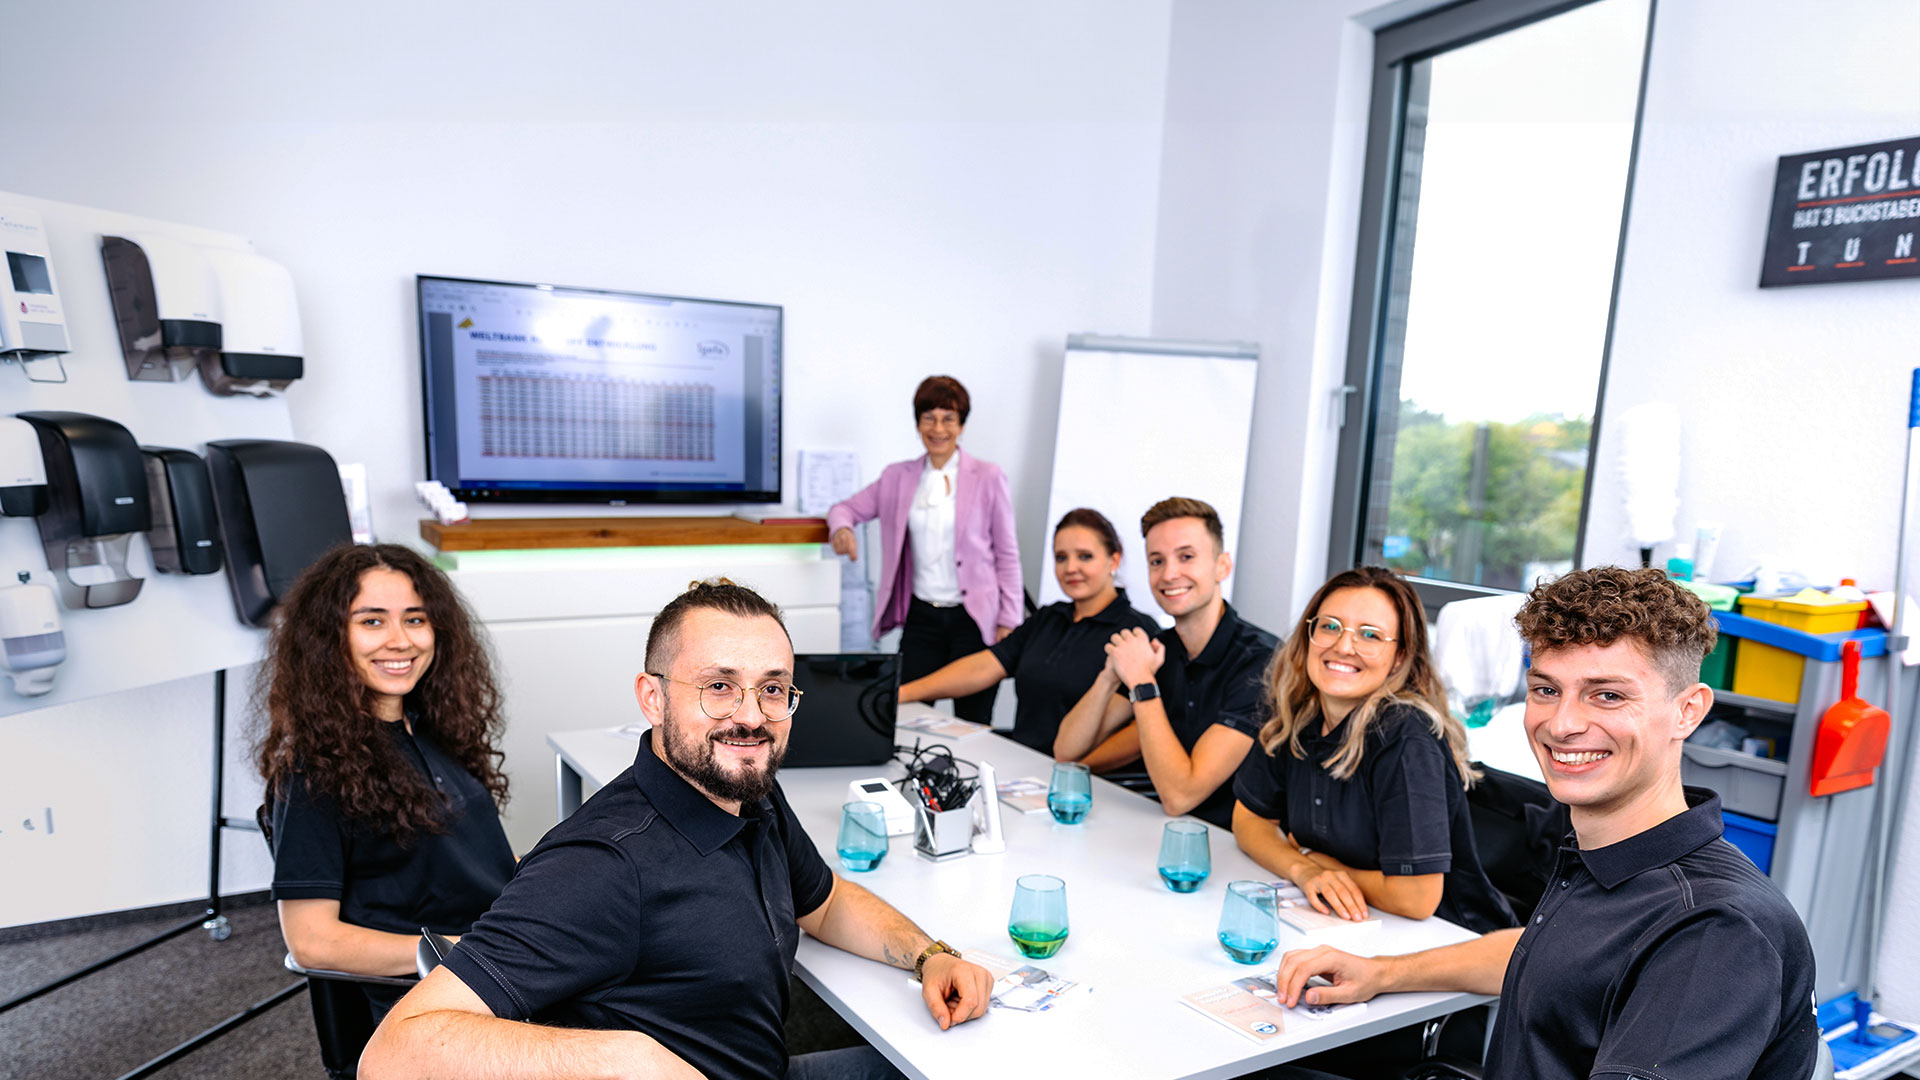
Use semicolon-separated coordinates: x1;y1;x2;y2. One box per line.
444;547;840;852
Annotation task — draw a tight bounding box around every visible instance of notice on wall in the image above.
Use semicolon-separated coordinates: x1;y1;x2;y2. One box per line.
1760;136;1920;287
800;450;875;651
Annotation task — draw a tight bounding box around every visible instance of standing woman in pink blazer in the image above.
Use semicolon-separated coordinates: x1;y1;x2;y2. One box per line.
827;375;1024;725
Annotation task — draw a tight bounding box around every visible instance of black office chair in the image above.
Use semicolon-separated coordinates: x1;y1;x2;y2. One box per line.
1392;764;1567;1079
258;804;434;1080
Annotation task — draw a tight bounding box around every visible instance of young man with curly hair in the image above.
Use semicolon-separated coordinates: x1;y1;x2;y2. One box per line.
1268;566;1819;1080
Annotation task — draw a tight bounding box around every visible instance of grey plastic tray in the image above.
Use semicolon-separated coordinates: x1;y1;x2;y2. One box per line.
1681;741;1788;821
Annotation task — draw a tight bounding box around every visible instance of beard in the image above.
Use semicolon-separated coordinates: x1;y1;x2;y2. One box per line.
655;700;788;805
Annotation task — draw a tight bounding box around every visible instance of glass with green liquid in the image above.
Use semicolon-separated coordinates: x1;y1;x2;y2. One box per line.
1157;821;1210;892
1008;874;1069;959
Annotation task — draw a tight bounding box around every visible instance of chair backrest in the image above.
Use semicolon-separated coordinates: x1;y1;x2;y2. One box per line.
417;928;455;978
1466;763;1570;924
1812;1036;1835;1080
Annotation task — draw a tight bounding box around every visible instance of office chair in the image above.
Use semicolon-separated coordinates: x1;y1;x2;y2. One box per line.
258;804;430;1080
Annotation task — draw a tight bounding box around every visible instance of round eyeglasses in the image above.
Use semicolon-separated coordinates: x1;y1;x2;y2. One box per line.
1303;616;1398;652
649;673;803;721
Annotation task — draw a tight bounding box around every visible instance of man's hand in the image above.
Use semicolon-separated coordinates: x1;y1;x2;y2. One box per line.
830;527;858;560
1273;945;1391;1008
1105;628;1165;688
919;953;993;1030
1294;862;1369;921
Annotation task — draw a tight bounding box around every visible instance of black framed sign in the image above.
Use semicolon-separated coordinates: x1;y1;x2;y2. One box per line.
1760;136;1920;287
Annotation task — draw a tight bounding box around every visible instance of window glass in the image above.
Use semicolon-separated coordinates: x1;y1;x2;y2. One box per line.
1364;0;1649;591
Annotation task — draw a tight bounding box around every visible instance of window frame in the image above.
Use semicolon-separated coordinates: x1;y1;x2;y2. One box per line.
1326;0;1658;609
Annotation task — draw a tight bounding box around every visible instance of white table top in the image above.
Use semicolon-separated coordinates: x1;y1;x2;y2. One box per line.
547;725;1491;1080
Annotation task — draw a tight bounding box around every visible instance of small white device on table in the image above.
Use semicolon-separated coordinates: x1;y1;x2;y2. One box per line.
846;777;915;837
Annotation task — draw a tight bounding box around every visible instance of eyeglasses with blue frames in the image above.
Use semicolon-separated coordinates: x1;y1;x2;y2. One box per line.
1303;616;1398;653
648;673;803;721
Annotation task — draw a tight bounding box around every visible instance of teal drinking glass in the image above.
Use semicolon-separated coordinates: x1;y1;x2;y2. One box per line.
1157;821;1210;893
1008;874;1069;959
836;801;889;872
1048;762;1092;824
1217;880;1279;964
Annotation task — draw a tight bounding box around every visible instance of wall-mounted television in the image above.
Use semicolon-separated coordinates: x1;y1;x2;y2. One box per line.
418;275;782;505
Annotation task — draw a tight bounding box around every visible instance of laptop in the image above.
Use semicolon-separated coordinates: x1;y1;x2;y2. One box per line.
780;653;900;768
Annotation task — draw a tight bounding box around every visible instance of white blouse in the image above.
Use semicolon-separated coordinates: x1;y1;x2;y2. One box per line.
906;456;962;605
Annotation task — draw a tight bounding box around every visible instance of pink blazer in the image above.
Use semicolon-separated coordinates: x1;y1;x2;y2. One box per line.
826;448;1024;644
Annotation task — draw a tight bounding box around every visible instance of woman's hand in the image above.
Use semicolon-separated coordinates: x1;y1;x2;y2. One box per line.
830;527;858;560
995;626;1014;643
1293;862;1369;922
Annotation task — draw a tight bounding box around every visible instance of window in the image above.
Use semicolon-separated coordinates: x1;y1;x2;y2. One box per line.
1329;0;1654;604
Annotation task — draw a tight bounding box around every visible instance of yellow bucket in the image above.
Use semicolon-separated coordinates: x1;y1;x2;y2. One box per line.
1731;596;1868;702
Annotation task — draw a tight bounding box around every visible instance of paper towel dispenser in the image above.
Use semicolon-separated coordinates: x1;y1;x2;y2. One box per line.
198;247;303;396
16;411;152;609
0;417;50;517
205;439;352;627
141;446;223;576
101;233;221;382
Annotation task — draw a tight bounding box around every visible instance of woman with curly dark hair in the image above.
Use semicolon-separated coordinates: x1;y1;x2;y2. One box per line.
256;543;514;1021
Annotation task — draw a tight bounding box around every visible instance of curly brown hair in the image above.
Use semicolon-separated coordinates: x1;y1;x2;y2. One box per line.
1257;566;1477;787
1514;566;1717;695
254;543;508;842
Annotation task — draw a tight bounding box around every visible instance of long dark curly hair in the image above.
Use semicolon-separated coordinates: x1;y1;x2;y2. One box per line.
254;543;509;841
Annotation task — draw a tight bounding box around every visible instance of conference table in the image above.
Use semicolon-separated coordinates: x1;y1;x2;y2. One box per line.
546;716;1492;1080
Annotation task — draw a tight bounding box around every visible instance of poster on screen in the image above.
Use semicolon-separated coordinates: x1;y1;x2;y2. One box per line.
1759;136;1920;287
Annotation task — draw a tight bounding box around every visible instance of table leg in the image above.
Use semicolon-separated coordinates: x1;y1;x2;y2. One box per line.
556;754;583;821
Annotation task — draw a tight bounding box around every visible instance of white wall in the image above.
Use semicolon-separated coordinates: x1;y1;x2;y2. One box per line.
1149;0;1428;633
1577;0;1920;1020
0;0;1173;925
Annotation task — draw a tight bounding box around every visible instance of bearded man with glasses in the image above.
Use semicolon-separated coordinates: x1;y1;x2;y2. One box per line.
363;579;993;1080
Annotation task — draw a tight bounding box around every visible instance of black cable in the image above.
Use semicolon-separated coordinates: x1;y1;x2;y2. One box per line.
890;738;979;812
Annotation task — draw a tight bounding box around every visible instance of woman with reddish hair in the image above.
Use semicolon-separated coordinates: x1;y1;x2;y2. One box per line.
828;375;1023;725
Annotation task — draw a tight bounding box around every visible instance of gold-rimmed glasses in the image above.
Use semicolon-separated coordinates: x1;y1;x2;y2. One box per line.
1303;616;1398;653
649;673;803;721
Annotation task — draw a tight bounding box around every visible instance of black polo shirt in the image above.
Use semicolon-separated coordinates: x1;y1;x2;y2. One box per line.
1232;702;1516;934
1120;602;1277;828
1487;788;1818;1080
441;730;836;1080
988;588;1161;752
269;718;515;1017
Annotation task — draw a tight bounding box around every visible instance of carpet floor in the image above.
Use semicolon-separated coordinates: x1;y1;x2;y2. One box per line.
0;895;862;1080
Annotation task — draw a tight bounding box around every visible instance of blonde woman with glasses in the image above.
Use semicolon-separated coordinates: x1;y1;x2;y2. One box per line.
1230;566;1515;935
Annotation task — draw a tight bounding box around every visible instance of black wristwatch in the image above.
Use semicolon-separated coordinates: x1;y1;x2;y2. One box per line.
1130;681;1161;704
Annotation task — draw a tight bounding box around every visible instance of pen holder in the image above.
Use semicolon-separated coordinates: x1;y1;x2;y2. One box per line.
913;804;974;862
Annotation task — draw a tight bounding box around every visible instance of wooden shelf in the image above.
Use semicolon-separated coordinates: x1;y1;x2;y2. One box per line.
421;515;828;552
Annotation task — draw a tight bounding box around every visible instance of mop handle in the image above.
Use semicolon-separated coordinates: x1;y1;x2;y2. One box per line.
1866;369;1920;1011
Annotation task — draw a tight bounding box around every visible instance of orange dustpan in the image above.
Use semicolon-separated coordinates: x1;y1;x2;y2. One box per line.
1810;639;1891;797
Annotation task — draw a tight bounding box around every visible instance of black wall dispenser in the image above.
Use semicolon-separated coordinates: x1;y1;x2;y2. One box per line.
17;411;153;608
204;439;351;627
141;447;224;576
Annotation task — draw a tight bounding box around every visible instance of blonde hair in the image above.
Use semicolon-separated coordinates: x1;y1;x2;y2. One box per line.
1256;566;1477;788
